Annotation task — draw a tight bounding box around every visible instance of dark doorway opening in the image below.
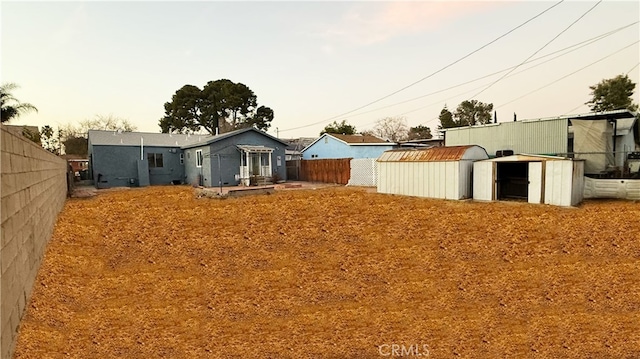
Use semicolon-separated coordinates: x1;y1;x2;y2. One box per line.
497;162;528;200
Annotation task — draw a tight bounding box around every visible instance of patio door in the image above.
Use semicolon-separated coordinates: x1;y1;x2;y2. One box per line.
251;153;260;176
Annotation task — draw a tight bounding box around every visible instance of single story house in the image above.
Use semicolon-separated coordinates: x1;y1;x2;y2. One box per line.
301;133;395;160
88;127;287;188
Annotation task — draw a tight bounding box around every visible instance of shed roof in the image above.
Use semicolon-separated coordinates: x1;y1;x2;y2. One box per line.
377;145;487;162
479;154;575;162
88;130;209;147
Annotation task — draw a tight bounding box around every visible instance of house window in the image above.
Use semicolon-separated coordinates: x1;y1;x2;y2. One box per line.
147;153;164;168
196;150;203;167
179;153;184;164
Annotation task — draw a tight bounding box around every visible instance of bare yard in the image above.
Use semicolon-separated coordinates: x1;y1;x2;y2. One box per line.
14;186;640;358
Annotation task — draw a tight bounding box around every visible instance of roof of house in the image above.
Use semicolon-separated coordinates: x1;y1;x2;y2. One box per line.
378;145;488;162
302;133;393;153
88;130;209;147
4;125;39;136
181;127;288;149
329;133;388;144
88;127;288;149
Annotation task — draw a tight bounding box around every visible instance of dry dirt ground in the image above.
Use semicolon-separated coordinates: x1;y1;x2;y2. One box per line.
13;186;640;358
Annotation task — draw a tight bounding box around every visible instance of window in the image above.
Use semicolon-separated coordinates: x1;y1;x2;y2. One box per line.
196;150;203;167
147;153;164;168
179;153;184;164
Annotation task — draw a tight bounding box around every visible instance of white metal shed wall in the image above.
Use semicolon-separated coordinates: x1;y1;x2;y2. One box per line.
473;161;494;201
378;161;468;199
445;118;568;156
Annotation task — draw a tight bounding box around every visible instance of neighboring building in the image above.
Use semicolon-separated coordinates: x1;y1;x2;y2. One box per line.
283;137;316;161
442;109;638;175
377;145;489;200
301;133;395;160
473;154;584;207
88;127;287;188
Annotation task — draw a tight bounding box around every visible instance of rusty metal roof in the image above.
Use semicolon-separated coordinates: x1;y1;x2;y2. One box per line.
378;145;483;162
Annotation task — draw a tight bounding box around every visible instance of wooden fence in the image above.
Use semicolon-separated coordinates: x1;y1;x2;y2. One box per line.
299;158;351;184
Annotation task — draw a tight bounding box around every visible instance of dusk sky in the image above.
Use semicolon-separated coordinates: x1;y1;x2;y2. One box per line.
2;1;639;139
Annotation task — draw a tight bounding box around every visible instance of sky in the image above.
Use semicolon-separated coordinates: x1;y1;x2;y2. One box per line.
2;1;639;139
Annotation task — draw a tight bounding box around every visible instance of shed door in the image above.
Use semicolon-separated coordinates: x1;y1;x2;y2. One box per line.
528;162;543;204
473;161;494;201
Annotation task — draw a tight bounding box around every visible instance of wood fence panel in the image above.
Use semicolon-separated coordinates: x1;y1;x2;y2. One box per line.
300;158;351;184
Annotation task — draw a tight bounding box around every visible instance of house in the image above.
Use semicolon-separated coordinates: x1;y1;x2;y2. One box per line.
88;127;287;188
182;128;287;187
473;154;584;207
301;133;395;160
442;109;638;175
377;145;489;200
61;154;89;180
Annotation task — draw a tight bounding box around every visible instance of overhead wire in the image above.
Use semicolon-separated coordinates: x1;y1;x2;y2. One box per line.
467;0;602;100
350;22;637;128
278;0;565;133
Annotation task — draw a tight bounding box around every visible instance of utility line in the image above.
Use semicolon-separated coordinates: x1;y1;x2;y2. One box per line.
348;21;636;124
412;41;638;130
627;62;640;74
497;40;638;108
278;0;565;133
467;0;602;100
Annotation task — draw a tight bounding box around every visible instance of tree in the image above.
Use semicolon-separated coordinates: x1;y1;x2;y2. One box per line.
321;120;356;135
40;125;59;154
438;106;456;129
586;74;638;112
1;83;37;123
408;125;432;140
373;116;408;142
159;79;274;135
453;100;493;126
58;115;136;157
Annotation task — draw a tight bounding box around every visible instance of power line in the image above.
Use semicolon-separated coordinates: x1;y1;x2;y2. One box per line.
415;41;638;130
279;0;565;133
498;40;638;108
467;0;602;100
349;21;636;126
627;62;640;74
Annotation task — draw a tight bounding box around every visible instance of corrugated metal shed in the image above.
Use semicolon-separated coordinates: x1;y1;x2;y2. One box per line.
377;145;488;200
444;118;569;156
378;145;483;162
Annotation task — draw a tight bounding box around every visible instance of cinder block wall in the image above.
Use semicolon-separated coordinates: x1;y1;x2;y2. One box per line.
1;126;68;359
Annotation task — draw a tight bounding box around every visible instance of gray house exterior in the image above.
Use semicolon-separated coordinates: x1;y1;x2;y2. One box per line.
88;128;287;188
182;128;287;187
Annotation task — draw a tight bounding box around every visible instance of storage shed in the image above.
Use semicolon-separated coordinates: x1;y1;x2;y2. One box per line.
473;154;584;206
377;145;488;200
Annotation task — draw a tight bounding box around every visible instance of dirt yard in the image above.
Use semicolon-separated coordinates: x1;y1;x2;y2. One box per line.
13;186;640;358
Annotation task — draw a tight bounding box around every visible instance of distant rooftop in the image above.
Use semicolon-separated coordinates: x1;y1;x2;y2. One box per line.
329;133;388;144
88;130;211;147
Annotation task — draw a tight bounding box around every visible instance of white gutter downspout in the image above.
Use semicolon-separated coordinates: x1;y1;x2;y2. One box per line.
141;137;144;160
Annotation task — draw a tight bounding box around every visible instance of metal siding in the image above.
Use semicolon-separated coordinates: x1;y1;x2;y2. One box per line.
545;161;573;206
445;118;568;156
473;161;493;201
528;162;543;204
